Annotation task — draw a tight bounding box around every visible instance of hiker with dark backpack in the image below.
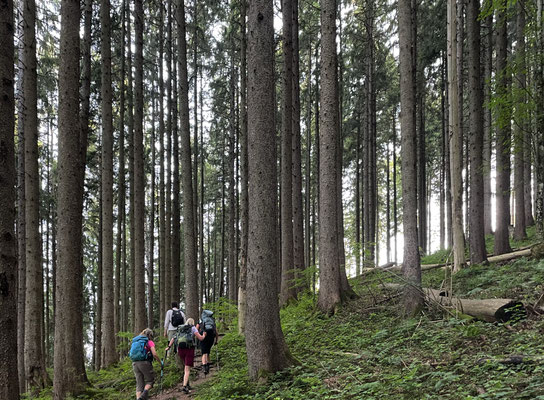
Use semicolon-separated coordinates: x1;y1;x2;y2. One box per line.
129;328;161;400
163;301;185;341
198;309;218;375
165;318;206;394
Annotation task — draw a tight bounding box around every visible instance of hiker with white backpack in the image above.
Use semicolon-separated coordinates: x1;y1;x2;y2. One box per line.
129;328;161;400
165;318;207;394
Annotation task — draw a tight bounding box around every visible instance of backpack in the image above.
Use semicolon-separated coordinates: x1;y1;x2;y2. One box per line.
129;335;151;362
174;324;195;351
201;309;216;331
171;309;184;327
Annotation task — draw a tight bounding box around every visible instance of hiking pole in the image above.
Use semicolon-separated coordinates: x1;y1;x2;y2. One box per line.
159;348;168;393
215;342;219;372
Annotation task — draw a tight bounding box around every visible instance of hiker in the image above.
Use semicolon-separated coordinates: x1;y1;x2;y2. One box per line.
163;301;186;341
198;309;218;375
166;318;206;394
130;328;161;400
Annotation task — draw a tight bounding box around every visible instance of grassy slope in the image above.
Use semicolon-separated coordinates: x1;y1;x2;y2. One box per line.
29;229;544;399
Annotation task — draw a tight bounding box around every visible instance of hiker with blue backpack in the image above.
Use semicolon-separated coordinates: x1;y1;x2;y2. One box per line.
165;317;206;394
129;328;161;400
198;309;218;375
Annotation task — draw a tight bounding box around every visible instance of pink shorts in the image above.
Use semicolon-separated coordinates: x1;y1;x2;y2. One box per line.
178;347;195;367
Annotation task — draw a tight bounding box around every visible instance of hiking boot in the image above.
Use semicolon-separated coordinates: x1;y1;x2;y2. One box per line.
182;385;190;394
186;383;193;391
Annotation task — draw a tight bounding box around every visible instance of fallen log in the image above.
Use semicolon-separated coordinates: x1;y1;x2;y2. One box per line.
360;246;536;277
384;283;526;323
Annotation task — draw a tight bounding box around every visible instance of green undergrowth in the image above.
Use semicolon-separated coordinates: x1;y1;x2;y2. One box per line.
28;234;544;399
195;269;544;399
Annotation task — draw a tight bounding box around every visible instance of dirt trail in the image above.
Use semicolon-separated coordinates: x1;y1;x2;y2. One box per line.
151;334;223;400
150;353;217;400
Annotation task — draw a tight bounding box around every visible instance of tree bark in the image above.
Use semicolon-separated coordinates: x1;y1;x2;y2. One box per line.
246;0;293;377
133;0;146;333
399;0;423;315
148;84;156;329
0;0;20;395
494;1;512;254
467;0;487;264
165;0;172;304
537;0;544;238
54;0;89;396
228;43;236;302
483;9;493;235
280;0;295;306
158;0;166;319
238;0;248;334
448;0;466;272
513;0;527;240
23;0;48;390
292;0;305;296
177;0;198;319
115;0;126;356
100;0;116;367
15;2;26;390
318;0;351;314
126;0;136;331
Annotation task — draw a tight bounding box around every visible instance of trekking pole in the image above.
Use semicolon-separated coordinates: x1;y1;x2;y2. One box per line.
159;348;168;393
215;343;219;372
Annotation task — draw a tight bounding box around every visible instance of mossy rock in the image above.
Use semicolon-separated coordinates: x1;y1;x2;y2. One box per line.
531;242;544;259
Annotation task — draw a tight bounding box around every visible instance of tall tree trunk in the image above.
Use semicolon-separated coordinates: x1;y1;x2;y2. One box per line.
386;135;391;263
537;0;544;238
126;0;135;331
115;0;127;357
165;0;172;305
96;181;103;369
54;0;89;396
367;0;377;263
304;43;312;282
228;43;237;302
158;0;166;319
292;0;305;296
238;0;248;334
318;0;352;314
355;120;361;273
280;0;295;306
513;0;527;240
133;0;146;333
101;0;116;367
23;0;48;390
148;85;156;329
80;0;93;374
246;0;293;376
467;0;487;264
494;1;512;255
0;0;19;395
483;9;493;235
177;0;198;319
399;0;423;315
448;0;466;272
392;111;398;261
172;22;181;304
16;2;26;390
440;54;446;250
199;69;206;306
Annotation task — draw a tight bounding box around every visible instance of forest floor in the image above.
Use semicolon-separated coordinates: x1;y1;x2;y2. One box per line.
27;227;544;399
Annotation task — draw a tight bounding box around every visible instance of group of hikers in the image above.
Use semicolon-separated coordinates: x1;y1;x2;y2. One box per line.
129;302;219;400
